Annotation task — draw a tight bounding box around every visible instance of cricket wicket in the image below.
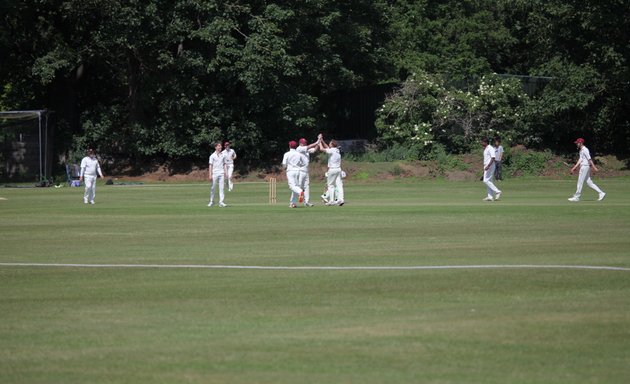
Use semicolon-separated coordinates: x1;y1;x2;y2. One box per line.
268;177;277;204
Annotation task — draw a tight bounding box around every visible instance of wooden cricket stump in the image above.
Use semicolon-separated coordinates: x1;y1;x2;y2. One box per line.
268;177;277;204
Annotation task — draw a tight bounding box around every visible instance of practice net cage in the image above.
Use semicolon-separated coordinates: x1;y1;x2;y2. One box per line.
0;110;53;184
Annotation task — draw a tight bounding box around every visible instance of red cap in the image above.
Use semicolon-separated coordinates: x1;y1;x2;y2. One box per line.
574;138;585;144
288;141;297;149
299;138;307;144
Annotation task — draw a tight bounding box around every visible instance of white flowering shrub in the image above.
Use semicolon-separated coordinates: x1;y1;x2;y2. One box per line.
375;72;444;153
376;71;530;155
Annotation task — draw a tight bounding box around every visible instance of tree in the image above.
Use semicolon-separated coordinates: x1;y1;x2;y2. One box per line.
0;0;393;167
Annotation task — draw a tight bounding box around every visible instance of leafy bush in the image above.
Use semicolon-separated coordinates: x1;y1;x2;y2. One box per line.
504;147;553;176
428;143;470;172
375;72;442;153
375;71;530;156
344;143;421;162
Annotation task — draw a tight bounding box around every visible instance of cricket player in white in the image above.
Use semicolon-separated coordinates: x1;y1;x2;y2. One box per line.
208;142;228;207
296;137;320;207
493;137;504;181
481;138;501;201
281;140;305;208
318;137;344;206
79;148;104;204
222;141;237;191
568;138;605;202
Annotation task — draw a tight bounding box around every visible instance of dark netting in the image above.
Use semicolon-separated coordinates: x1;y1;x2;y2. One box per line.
0;111;53;183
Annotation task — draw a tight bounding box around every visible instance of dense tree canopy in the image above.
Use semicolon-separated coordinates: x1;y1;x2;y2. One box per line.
1;0;629;168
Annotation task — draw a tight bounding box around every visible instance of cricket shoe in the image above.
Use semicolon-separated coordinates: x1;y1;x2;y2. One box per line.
598;192;606;201
304;202;314;207
298;191;304;203
567;197;579;202
219;202;227;207
90;201;95;204
321;194;328;203
289;203;297;208
84;199;88;204
207;202;214;207
337;200;345;206
482;197;494;202
494;192;502;201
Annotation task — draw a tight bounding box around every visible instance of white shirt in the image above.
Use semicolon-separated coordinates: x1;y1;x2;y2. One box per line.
579;146;592;167
296;145;316;170
282;149;304;172
325;147;341;169
483;145;496;167
80;156;102;177
222;148;236;165
209;152;226;175
495;145;504;161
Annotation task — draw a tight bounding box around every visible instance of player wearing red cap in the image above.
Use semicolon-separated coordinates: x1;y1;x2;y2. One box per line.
281;141;305;208
568;138;606;202
296;137;321;207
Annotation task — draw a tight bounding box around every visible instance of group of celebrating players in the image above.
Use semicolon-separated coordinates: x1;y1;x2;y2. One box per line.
281;133;345;208
207;133;344;208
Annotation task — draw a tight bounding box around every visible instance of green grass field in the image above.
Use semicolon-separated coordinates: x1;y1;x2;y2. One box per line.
1;178;630;383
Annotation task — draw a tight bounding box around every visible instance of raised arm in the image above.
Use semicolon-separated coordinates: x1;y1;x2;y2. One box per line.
306;141;319;150
318;139;329;151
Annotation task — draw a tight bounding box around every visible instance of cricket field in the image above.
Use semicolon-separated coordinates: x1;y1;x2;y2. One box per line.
1;178;629;383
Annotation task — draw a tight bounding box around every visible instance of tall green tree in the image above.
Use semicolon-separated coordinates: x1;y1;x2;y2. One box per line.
387;0;516;81
0;0;393;166
501;0;630;153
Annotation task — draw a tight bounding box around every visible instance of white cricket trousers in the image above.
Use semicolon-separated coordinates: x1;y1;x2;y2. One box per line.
83;175;96;203
226;164;234;190
574;166;603;198
325;168;344;202
483;165;501;199
298;170;310;204
210;173;225;204
286;170;303;204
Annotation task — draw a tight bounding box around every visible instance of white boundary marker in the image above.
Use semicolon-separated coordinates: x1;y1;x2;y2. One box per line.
0;263;629;272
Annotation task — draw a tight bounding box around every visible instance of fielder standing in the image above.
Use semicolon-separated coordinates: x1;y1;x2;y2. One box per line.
222;141;237;191
281;140;305;208
568;138;606;202
79;148;104;204
208;142;228;207
481;137;502;201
